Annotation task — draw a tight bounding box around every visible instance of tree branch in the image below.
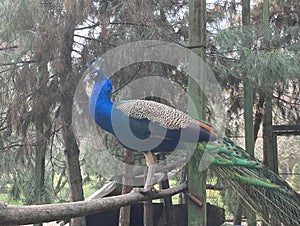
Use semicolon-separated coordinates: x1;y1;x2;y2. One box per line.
74;34;116;47
0;60;36;67
109;21;150;27
0;183;187;225
75;22;100;31
0;45;18;51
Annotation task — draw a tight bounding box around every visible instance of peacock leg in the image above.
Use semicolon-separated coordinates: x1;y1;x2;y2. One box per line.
143;151;157;191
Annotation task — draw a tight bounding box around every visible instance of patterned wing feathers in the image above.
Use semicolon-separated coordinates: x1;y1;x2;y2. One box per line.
115;100;201;130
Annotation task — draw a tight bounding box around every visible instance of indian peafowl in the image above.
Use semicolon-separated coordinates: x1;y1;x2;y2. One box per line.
87;68;300;225
88;69;217;190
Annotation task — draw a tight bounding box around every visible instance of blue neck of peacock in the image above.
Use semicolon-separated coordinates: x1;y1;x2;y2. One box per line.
89;79;114;134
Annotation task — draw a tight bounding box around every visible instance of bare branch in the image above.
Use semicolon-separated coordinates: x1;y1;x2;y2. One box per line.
74;34;116;47
0;45;18;51
75;22;100;31
0;183;187;225
0;60;36;67
110;21;150;27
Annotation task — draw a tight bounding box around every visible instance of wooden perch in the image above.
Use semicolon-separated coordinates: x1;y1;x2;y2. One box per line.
0;183;187;225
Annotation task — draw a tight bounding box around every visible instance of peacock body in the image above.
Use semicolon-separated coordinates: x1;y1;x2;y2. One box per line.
88;71;217;152
88;68;300;225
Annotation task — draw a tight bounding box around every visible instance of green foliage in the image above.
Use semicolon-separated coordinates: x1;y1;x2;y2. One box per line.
214;25;300;86
240;48;299;86
0;170;54;205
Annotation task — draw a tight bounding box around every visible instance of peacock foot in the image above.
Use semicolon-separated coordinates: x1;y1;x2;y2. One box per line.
138;187;157;195
0;201;6;210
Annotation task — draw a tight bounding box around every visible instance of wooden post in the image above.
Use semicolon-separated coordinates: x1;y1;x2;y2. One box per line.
187;0;207;225
119;150;134;226
262;0;277;215
159;154;176;226
242;0;256;225
161;179;176;226
262;0;277;174
242;0;254;158
263;91;276;172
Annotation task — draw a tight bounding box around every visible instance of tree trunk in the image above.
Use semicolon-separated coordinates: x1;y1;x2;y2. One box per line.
33;113;46;226
253;92;265;143
187;0;207;226
61;83;85;226
33;101;46;207
33;62;51;226
56;1;85;225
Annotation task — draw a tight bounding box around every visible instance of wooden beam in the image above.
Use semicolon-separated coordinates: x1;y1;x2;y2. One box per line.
273;125;300;135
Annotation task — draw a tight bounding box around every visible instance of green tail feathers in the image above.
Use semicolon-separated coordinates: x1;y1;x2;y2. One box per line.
208;142;261;169
199;137;300;225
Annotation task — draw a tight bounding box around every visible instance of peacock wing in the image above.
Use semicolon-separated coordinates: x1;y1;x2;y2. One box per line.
114;100;217;141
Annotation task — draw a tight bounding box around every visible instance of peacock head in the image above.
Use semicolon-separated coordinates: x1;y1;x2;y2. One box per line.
89;69;112;95
87;58;111;88
85;58;113;99
89;69;109;83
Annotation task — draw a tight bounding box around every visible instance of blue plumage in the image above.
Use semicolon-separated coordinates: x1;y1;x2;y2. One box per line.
89;73;114;133
88;70;217;153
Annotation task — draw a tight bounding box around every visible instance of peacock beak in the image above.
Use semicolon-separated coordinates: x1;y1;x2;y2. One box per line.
89;69;109;83
86;58;107;82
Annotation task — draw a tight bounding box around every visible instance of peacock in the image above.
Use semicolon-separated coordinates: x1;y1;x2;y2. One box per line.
87;66;300;225
88;68;217;190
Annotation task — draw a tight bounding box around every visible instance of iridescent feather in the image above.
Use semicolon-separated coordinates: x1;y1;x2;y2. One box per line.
204;137;300;226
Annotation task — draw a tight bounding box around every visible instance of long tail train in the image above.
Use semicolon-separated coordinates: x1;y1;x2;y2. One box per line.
203;137;300;226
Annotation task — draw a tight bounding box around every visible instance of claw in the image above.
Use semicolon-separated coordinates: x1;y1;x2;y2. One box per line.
139;187;157;195
0;201;6;210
